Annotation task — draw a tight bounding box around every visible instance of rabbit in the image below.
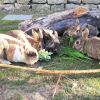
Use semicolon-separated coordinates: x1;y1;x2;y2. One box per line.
63;19;80;37
63;19;99;38
0;34;39;65
6;30;40;51
73;27;100;60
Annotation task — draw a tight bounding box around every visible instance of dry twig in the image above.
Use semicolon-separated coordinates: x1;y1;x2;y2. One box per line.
52;74;62;98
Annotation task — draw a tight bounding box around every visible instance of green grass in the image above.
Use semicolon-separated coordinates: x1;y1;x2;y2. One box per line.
12;93;23;100
0;20;20;33
0;20;99;99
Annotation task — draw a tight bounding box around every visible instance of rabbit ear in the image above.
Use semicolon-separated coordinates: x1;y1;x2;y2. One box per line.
32;29;40;39
75;18;80;25
75;18;80;31
81;28;89;39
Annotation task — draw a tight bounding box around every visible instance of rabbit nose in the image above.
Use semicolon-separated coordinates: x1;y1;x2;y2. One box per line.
72;45;75;48
72;43;76;48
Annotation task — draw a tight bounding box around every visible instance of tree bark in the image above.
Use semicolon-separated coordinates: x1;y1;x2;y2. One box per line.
18;7;100;35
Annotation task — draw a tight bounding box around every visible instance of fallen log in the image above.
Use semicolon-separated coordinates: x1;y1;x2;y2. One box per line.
0;64;100;75
19;6;100;36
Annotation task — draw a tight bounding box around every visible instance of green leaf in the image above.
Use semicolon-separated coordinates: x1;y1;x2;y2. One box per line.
38;49;52;61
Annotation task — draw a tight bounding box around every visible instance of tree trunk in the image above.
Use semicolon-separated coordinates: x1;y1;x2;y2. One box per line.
19;7;100;35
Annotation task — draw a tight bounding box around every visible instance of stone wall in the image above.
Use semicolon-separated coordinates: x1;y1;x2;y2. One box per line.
0;0;100;14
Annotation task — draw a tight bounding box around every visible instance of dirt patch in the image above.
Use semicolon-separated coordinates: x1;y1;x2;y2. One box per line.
0;84;55;100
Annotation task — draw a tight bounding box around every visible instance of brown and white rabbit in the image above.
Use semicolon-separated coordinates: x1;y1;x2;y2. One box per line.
73;27;100;60
0;34;39;65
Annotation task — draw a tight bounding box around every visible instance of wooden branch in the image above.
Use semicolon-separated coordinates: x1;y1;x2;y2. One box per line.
35;69;100;74
0;64;100;75
0;64;38;71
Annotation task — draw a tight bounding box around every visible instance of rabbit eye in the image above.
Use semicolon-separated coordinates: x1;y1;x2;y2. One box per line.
76;30;79;32
76;41;80;44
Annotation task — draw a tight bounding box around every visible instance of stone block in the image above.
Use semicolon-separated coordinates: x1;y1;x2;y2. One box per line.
65;4;79;9
14;5;32;14
50;4;64;12
82;0;100;4
0;4;4;10
33;0;47;3
32;4;50;11
1;4;15;12
17;0;29;4
0;0;4;4
83;4;97;10
68;0;81;4
31;4;51;17
14;3;23;9
89;4;97;10
48;0;67;4
4;0;16;4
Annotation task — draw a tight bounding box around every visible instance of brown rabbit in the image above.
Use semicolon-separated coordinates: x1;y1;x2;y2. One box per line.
63;19;98;38
63;19;80;37
73;27;100;60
